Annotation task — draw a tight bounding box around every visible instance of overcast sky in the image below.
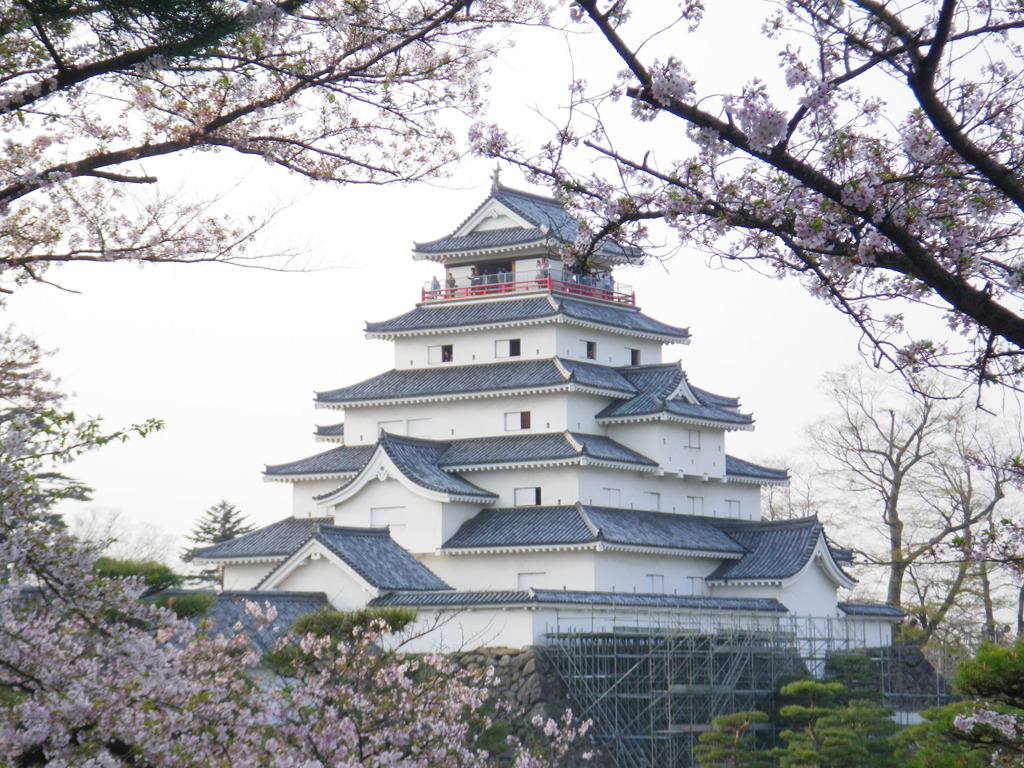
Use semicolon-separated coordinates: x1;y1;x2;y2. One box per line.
2;2;973;557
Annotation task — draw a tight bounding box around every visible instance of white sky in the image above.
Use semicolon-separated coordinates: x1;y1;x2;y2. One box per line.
0;3;954;556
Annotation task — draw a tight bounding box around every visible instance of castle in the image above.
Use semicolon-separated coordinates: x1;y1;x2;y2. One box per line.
194;181;901;651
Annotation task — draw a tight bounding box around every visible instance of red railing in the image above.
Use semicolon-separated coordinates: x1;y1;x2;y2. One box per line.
421;273;635;306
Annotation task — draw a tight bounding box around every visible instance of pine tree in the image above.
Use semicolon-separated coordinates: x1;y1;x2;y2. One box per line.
181;501;255;586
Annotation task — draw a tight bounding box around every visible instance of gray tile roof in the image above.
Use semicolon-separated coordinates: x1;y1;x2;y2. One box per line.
375;433;496;499
192;517;333;560
370;589;787;613
265;445;373;477
269;432;657;483
440;431;657;468
724;456;789;482
444;504;747;555
315;422;345;437
190;590;330;650
364;295;689;341
706;517;825;582
315;358;634;405
596;363;754;426
838;601;906;618
313;525;451;591
412;184;639;259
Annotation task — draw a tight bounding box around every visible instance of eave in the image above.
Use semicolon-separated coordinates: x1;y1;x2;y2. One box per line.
316;383;632;410
440;541;745;559
597;412;756;432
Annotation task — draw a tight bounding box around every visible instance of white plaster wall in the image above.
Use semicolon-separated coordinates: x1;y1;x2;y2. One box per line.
222;562;278;590
574;465;760;518
274;557;376;611
421;550;597;592
565;393;612;434
779;561;842;617
460;466;579;508
323;477;444;554
342;392;577;444
709;562;841;616
291;478;348;519
592;551;721;594
841;618;895;648
606;422;727;480
553;326;662;366
394;325;557;369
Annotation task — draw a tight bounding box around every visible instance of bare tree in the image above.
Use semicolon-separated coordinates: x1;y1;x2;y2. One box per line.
809;371;1019;640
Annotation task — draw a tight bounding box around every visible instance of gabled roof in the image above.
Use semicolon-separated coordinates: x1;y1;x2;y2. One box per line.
373;433;497;499
371;589;788;613
364;295;689;342
412;183;639;260
724;455;789;483
443;504;747;556
267;432;657;481
706;517;849;584
315;358;635;406
192;517;333;560
313;525;451;591
596;362;754;428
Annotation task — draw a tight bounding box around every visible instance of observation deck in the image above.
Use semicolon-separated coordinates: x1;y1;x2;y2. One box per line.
421;268;635;306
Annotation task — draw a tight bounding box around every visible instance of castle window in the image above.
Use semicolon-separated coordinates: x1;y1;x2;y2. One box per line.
603;487;621;506
514;487;542;506
370;506;405;528
687;495;704;515
726;499;741;517
504;411;531;431
582;340;597;360
406;418;432;437
643;491;661;512
377;420;402;435
628;348;641;366
428;344;454;364
647;574;665;593
517;572;545;589
686;429;701;448
495;338;522;358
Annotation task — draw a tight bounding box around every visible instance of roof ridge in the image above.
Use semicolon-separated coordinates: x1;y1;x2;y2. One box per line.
575;503;603;539
317;524;391;536
379;431;452;450
563;431;584;453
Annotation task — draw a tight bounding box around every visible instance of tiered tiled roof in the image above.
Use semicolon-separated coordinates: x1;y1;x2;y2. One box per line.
308;525;452;591
371;589;788;612
706;517;839;583
596;363;754;428
838;602;906;618
413;184;639;260
266;431;658;480
365;295;689;341
191;517;334;560
443;504;747;557
315;358;636;406
724;455;789;483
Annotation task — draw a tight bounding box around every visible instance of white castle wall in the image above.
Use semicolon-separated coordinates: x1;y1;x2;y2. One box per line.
709;562;841;617
606;422;728;480
423;550;597;592
393;324;557;369
222;562;277;591
552;326;664;367
340;392;602;444
275;557;375;611
591;551;721;594
291;478;348;518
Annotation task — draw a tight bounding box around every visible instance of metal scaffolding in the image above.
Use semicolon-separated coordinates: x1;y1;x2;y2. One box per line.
542;612;949;768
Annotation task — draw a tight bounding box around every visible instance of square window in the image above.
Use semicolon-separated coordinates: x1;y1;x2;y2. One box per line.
647;574;665;593
514;487;542;506
643;491;661;512
504;411;531;430
370;506;405;528
377;420;402;435
628;348;640;366
603;488;621;506
583;340;597;360
406;418;432;437
517;572;545;589
726;500;741;517
686;429;701;448
428;344;454;364
688;496;704;515
495;338;522;358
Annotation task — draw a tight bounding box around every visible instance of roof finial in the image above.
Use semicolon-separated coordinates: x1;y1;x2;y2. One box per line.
490;163;501;192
